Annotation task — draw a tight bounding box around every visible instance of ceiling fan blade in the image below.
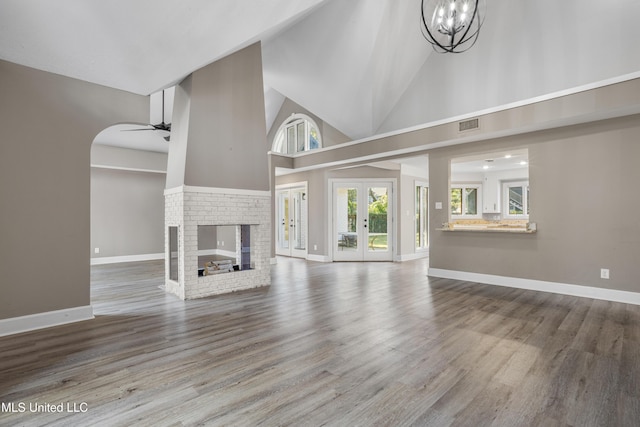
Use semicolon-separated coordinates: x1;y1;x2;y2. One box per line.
152;122;171;132
122;127;155;132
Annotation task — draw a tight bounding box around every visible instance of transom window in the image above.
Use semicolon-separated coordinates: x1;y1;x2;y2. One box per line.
272;114;322;155
451;184;481;218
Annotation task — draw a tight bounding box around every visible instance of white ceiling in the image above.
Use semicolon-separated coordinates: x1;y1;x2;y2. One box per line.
0;0;430;143
0;0;329;95
451;149;529;174
2;0;639;151
94;124;171;154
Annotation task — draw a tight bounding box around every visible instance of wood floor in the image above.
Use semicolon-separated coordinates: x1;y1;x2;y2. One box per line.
1;258;639;426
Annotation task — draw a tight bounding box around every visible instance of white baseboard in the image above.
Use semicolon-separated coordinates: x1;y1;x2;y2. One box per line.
0;305;94;337
216;249;237;259
197;249;218;256
307;254;331;263
428;268;640;306
397;251;429;262
197;249;238;259
91;253;164;265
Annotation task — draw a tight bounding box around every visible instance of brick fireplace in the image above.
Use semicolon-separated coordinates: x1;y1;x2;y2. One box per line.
164;186;271;299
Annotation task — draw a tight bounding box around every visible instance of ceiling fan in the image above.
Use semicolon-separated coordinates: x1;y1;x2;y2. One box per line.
123;89;171;141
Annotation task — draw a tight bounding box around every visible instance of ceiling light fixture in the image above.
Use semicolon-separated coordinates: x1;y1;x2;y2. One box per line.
420;0;486;53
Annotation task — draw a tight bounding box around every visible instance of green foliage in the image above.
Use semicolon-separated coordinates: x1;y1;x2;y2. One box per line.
368;190;387;214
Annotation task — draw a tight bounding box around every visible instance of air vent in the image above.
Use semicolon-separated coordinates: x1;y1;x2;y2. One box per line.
459;118;479;132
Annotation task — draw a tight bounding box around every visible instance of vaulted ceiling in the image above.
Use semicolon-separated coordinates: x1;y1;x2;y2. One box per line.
2;0;640;145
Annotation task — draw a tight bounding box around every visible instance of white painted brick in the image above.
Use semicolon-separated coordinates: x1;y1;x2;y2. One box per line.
164;188;271;300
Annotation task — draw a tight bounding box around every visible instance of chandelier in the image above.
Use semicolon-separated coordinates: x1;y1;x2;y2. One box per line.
420;0;486;53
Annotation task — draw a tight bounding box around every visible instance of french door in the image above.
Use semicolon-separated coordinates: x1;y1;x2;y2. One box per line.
333;181;393;261
276;185;308;258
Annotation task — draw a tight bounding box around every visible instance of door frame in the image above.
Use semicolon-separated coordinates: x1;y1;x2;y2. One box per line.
328;178;396;262
275;182;308;259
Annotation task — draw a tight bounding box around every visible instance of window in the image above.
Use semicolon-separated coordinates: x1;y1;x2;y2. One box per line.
503;181;529;218
272;114;322;155
451;184;481;218
416;184;429;250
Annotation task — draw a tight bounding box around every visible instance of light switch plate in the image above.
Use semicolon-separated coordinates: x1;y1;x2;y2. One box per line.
435;202;443;209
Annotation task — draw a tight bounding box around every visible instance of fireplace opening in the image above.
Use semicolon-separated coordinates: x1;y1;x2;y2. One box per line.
197;225;255;276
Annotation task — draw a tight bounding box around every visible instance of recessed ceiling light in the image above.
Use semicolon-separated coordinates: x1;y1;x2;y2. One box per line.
519;161;527;165
482;165;490;170
504;154;512;159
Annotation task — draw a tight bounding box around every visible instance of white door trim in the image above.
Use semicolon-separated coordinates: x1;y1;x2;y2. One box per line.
329;178;396;262
275;182;308;259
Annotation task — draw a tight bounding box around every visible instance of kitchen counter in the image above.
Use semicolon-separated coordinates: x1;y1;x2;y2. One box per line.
437;223;537;234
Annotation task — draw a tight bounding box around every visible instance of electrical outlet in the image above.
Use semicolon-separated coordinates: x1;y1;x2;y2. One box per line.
600;268;610;279
94;247;100;254
221;241;224;246
314;244;317;251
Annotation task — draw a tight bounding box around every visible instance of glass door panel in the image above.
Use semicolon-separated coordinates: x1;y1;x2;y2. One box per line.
276;191;290;255
334;185;360;260
333;181;393;261
276;186;308;258
365;184;392;261
367;186;388;253
291;188;307;257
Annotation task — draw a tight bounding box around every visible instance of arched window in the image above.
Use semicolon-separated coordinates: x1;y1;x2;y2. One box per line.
272;114;322;155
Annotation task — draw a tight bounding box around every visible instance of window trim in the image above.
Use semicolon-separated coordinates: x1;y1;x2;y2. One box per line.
450;183;482;219
502;180;529;219
272;113;322;155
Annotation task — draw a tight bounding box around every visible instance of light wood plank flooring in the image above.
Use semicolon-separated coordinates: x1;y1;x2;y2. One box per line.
1;258;639;426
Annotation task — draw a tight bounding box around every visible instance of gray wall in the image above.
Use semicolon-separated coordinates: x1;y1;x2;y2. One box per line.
276;167;426;260
90;145;167;260
197;225;237;252
429;114;640;293
90;168;166;259
400;174;428;257
275;165;400;259
91;144;167;172
0;60;148;320
275;168;327;256
267;97;351;150
167;43;270;191
273;78;640;295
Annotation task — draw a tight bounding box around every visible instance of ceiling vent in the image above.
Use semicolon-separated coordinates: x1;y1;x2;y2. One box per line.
458;118;479;132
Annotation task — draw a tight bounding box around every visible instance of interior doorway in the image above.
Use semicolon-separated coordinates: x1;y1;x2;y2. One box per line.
275;183;308;258
332;180;393;261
